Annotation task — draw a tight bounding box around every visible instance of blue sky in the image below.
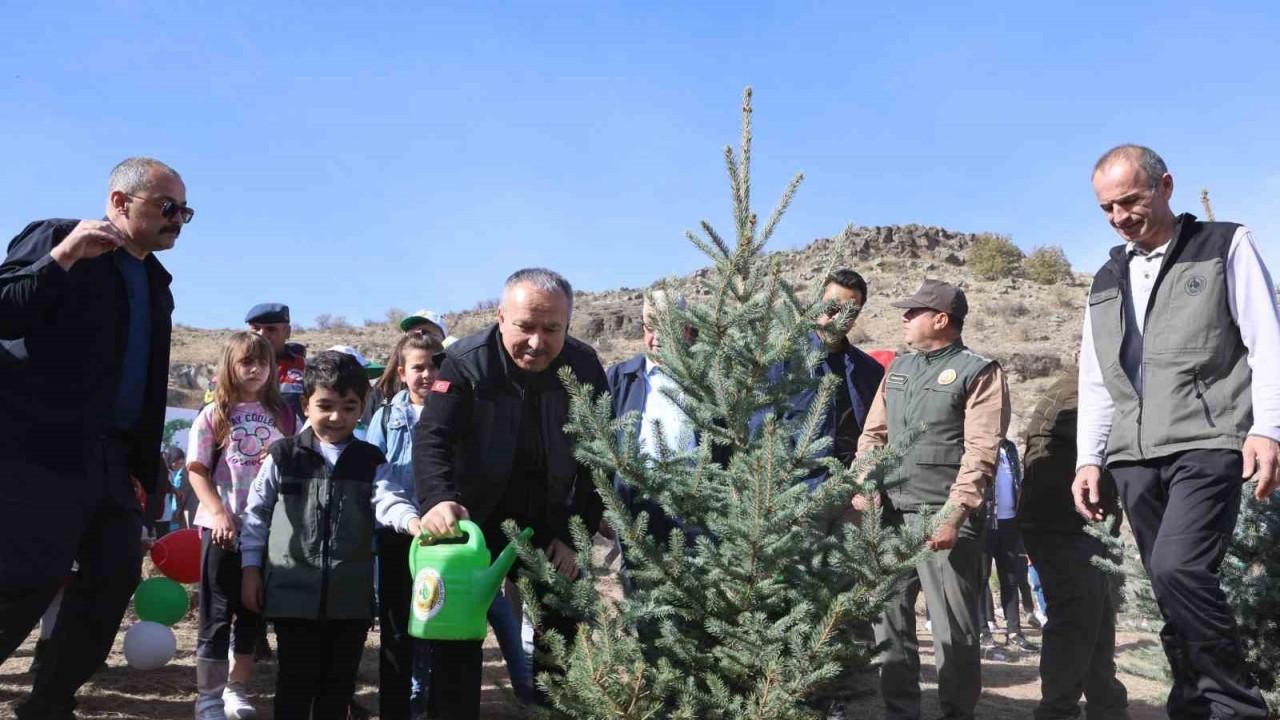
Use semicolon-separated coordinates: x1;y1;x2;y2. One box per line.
2;1;1277;329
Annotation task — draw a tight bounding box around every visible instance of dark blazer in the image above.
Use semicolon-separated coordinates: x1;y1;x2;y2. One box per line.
607;353;678;543
606;354;648;439
0;219;174;492
761;333;885;488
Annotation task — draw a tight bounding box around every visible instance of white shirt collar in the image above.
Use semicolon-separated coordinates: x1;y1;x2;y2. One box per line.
644;357;663;377
1126;238;1171;258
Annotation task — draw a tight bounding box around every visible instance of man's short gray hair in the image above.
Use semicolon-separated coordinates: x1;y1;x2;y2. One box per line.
1093;145;1168;189
108;157;181;195
503;267;574;315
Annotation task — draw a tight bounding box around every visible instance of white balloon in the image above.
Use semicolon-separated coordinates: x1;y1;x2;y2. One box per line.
123;621;176;670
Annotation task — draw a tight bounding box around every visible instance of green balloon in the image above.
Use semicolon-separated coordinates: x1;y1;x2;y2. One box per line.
134;577;189;626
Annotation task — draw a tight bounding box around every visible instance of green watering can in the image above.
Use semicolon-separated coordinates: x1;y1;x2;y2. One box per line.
408;519;534;641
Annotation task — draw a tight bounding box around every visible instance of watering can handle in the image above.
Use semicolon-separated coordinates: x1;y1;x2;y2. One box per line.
457;519;486;555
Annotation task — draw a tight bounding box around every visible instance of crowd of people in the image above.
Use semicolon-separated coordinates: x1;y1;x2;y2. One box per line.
1;145;1277;720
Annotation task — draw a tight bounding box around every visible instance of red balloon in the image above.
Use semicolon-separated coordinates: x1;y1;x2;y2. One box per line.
868;349;897;370
150;528;201;584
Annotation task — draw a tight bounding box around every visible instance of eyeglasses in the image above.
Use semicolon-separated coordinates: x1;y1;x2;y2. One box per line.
126;194;195;224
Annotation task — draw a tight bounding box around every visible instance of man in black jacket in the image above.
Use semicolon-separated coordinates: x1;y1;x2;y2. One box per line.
414;267;606;720
0;157;186;718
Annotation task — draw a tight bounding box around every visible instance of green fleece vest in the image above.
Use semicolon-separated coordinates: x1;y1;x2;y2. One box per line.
1087;214;1252;463
883;342;996;511
263;429;385;620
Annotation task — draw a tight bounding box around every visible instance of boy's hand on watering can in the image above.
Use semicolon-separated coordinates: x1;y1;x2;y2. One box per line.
547;539;578;579
423;502;470;538
406;517;423;537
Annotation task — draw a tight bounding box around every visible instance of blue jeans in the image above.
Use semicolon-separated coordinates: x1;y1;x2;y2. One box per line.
1027;562;1047;615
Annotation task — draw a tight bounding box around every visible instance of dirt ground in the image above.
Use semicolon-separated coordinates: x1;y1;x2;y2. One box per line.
1;544;1174;719
0;611;1172;720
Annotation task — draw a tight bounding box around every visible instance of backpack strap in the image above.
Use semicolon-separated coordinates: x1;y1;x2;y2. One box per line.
380;397;394;439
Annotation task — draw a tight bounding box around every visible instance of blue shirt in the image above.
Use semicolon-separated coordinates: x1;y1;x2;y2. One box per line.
111;250;150;430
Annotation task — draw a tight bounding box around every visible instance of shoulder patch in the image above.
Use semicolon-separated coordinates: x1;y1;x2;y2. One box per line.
430;380;452;394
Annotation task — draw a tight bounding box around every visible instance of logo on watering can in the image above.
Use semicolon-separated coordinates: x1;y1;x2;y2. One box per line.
412;568;446;622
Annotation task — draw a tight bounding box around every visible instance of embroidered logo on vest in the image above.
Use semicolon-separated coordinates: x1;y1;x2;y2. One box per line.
887;373;909;386
937;369;958;386
1186;275;1207;296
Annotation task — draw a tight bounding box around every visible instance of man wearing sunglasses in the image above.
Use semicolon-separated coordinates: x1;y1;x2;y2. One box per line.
0;157;188;719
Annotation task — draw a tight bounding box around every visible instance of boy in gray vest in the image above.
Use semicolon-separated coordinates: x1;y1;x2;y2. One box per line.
240;351;422;720
1074;145;1279;719
854;279;1010;720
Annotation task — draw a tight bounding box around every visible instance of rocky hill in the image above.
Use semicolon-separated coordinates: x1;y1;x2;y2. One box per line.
168;224;1089;438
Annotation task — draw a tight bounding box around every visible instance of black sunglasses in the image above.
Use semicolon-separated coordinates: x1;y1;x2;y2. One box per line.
126;194;195;224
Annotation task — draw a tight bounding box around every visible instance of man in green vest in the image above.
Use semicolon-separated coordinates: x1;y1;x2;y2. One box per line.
1073;145;1278;719
854;278;1010;720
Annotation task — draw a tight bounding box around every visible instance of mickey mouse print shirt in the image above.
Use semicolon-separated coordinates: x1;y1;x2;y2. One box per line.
188;401;288;529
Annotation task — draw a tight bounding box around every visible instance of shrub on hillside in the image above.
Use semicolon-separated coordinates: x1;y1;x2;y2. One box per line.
990;299;1030;319
968;233;1024;280
1002;352;1064;379
314;314;351;331
1025;245;1072;285
385;307;407;328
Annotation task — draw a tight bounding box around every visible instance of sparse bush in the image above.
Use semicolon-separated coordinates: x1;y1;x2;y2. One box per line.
315;314;351;331
991;299;1030;319
1025;245;1073;285
385;307;407;328
968;233;1024;280
1002;352;1064;379
473;298;500;311
1058;289;1085;311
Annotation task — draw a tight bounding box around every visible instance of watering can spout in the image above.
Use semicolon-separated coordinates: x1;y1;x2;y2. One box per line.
483;526;535;597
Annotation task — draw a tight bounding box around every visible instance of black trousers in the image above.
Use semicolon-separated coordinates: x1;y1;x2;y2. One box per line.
273;618;369;720
1024;530;1128;720
428;604;575;720
980;519;1027;634
377;528;414;720
197;529;263;659
0;436;143;719
1110;449;1268;719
